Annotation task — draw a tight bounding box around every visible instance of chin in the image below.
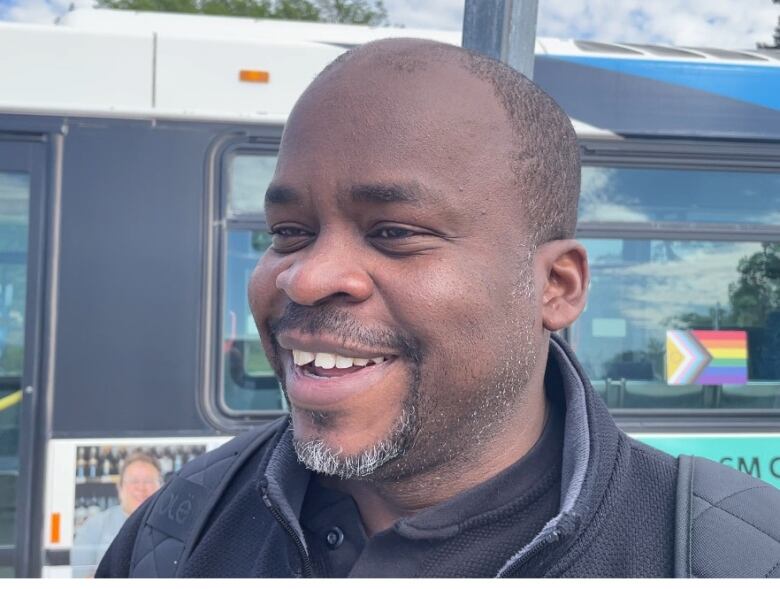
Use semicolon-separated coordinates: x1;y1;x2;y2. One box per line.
290;403;417;479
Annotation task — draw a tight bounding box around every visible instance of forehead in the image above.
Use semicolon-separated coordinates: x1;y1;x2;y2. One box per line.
124;460;157;475
273;56;516;200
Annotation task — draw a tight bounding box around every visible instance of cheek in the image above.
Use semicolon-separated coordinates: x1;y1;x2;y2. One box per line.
383;259;514;383
248;254;287;357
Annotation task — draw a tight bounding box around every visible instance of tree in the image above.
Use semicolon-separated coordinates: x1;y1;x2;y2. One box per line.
95;0;388;25
670;243;780;330
758;0;780;49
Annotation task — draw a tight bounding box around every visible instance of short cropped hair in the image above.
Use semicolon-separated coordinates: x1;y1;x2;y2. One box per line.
119;451;162;485
315;39;581;246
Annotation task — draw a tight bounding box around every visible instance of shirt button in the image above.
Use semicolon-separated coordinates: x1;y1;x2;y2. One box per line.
325;526;344;549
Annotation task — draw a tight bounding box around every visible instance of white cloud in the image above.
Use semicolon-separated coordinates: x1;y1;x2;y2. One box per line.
600;242;759;328
383;0;463;30
383;0;777;49
0;0;93;23
536;0;778;48
1;0;777;50
578;168;651;223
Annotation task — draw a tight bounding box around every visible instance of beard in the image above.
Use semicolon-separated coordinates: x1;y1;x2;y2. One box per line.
269;303;423;480
269;254;537;482
292;399;418;479
291;354;423;480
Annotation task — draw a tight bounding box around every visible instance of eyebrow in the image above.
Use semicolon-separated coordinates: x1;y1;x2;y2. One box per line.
265;185;300;206
265;182;442;208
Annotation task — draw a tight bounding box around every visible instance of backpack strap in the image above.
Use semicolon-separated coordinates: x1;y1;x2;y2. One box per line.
129;417;288;577
675;454;780;578
674;454;694;577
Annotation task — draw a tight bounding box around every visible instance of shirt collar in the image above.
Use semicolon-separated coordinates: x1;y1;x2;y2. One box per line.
259;333;592;559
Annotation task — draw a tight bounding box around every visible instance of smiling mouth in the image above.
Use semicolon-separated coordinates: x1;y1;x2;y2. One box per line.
276;331;405;407
291;349;395;378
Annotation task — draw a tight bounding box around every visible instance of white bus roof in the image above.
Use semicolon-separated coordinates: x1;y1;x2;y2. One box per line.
0;8;775;131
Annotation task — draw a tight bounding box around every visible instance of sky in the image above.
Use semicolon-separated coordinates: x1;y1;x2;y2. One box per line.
0;0;778;49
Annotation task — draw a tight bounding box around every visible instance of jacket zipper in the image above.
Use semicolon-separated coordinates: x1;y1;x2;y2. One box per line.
260;486;314;578
498;529;562;578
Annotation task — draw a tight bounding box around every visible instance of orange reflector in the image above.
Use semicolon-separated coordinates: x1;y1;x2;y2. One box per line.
239;70;270;84
51;512;61;544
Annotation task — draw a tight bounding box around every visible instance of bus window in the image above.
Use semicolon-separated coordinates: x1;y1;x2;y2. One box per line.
219;150;284;415
572;238;780;410
225;152;277;217
0;170;29;574
579;167;780;225
221;230;283;412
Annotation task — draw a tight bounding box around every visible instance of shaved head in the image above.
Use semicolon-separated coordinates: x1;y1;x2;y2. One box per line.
307;38;581;246
253;37;589;490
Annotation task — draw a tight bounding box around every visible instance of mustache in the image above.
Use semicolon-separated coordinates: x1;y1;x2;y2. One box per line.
268;302;421;361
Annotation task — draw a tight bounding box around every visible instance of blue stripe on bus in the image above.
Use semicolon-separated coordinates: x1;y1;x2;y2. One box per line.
534;57;780;140
552;56;780;112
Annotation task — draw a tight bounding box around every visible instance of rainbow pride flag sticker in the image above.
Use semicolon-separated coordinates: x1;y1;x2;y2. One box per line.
666;330;748;385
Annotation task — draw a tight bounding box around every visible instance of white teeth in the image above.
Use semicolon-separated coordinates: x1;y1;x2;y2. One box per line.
314;352;336;369
292;349;388;370
335;355;353;369
292;350;315;366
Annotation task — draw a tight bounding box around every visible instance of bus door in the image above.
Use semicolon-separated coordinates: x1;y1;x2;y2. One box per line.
0;136;49;577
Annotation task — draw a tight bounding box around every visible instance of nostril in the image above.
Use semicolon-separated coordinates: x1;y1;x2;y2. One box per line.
276;256;374;305
312;291;355;305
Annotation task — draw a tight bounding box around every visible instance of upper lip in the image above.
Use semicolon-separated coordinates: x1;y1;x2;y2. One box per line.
276;331;398;359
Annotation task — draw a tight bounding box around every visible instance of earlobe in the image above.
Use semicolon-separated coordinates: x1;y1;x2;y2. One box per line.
538;240;589;332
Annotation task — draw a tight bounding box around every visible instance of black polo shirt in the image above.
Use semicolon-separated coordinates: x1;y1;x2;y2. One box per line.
300;398;564;577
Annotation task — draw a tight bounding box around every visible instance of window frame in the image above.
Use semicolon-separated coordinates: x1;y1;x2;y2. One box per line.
201;131;288;432
206;134;780;431
0;131;51;577
577;137;780;431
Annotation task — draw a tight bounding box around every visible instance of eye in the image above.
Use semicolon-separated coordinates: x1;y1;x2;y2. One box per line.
370;226;418;240
268;225;315;253
367;224;442;255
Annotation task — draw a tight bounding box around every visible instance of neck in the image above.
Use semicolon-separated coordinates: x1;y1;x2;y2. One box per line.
327;380;549;536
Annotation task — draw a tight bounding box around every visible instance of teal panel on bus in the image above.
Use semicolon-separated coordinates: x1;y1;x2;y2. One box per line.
635;434;780;489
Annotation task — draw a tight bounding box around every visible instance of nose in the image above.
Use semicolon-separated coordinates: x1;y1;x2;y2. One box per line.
275;233;374;306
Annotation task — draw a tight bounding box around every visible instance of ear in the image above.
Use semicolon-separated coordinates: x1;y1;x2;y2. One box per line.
535;240;589;332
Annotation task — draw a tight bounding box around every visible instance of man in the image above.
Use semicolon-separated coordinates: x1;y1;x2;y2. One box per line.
97;38;780;578
73;452;162;577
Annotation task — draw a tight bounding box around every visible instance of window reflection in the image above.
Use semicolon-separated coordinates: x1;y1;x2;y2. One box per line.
573;239;780;409
226;153;278;217
0;171;29;554
580;167;780;225
221;230;284;412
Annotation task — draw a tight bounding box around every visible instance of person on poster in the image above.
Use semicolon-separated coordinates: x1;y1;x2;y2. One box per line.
71;452;162;577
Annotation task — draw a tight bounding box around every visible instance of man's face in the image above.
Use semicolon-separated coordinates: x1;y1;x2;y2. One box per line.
249;56;545;480
118;461;161;514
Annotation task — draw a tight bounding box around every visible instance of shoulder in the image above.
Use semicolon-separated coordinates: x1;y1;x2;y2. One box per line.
684;456;780;578
623;435;679;489
77;505;122;538
175;416;288;485
627;436;679;468
96;417;289;577
105;504;127;521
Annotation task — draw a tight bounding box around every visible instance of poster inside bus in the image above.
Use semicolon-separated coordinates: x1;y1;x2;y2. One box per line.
44;438;228;578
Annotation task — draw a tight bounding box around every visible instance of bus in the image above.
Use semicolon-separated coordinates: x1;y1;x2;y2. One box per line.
0;8;778;577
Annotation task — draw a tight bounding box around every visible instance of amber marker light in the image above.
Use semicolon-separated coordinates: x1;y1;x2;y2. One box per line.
239;69;270;83
51;512;61;544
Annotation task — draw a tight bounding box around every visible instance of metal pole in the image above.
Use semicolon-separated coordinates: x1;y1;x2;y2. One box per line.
462;0;539;79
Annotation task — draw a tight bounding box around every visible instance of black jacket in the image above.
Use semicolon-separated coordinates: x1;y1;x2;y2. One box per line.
97;334;680;577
